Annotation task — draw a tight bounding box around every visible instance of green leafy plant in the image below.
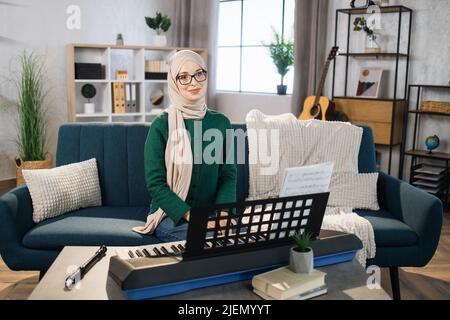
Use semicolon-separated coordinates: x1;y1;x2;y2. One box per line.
145;11;171;35
263;27;294;86
292;231;312;253
15;51;48;161
353;17;374;37
81;84;96;102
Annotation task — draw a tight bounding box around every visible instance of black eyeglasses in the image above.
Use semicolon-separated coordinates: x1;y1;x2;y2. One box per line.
176;70;208;85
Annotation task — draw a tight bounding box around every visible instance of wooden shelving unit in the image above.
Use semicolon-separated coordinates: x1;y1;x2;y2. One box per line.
66;44;207;123
331;5;413;176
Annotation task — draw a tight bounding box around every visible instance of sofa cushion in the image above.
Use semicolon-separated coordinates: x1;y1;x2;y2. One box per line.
23;158;102;223
356;209;418;246
23;206;159;250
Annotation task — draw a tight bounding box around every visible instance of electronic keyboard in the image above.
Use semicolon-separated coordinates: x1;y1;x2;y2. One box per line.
108;193;363;300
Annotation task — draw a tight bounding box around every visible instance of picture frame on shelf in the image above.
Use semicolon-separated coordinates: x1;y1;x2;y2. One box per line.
356;67;383;98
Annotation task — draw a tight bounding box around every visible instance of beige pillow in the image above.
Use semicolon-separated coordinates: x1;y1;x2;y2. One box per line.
23;158;102;223
328;173;380;211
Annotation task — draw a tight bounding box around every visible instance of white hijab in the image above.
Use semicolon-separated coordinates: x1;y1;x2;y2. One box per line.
133;50;208;234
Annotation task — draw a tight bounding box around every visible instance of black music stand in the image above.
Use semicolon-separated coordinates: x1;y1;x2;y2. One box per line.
183;192;329;260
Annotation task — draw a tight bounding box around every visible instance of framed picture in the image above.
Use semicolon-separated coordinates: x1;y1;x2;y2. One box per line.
356;67;383;98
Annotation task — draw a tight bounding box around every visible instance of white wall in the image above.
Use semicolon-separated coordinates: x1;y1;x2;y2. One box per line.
0;0;176;180
324;0;450;177
1;0;449;181
217;92;292;123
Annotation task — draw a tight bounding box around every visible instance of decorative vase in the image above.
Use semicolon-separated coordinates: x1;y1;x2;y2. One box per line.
289;247;314;274
84;103;95;114
153;34;167;47
116;34;124;46
365;34;381;54
277;85;287;95
15;155;53;186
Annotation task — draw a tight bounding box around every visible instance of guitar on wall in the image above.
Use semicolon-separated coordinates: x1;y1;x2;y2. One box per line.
299;46;339;121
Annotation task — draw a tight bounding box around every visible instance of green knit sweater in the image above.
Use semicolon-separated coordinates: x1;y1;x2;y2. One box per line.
145;109;237;225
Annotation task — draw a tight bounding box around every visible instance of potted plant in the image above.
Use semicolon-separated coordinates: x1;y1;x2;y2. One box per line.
145;11;171;47
289;231;314;274
81;84;96;114
264;28;294;95
353;16;381;53
14;51;51;186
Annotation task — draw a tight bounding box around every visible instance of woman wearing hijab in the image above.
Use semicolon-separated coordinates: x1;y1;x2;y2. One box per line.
133;50;237;242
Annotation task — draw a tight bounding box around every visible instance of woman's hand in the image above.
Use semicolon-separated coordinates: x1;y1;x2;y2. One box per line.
207;211;236;236
183;211;190;222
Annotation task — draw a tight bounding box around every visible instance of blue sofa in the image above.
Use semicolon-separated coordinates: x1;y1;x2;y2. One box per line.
0;123;443;299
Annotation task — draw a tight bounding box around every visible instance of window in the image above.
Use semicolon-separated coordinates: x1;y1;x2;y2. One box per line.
217;0;295;94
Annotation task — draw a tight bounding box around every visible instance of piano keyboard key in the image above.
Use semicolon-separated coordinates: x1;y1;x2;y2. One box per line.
177;244;185;252
160;246;171;256
153;247;163;256
171;245;180;253
135;249;143;257
128;250;135;258
142;248;151;257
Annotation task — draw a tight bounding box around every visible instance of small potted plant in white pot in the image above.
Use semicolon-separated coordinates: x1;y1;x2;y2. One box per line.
145;11;171;47
81;84;96;114
289;231;314;274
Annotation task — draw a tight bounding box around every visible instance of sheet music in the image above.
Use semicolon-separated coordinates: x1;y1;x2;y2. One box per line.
279;162;334;197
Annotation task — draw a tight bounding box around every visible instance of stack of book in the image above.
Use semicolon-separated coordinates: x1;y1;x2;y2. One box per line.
411;164;449;195
145;60;168;80
252;267;327;300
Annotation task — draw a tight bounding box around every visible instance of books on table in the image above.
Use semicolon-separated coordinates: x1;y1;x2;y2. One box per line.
252;266;327;300
253;285;328;300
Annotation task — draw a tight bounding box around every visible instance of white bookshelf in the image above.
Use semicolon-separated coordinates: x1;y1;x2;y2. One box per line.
66;44;207;123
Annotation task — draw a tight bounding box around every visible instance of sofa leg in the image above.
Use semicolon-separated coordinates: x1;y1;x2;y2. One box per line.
389;267;401;300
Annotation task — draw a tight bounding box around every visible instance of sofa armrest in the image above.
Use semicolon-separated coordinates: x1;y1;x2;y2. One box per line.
0;185;36;264
377;172;443;265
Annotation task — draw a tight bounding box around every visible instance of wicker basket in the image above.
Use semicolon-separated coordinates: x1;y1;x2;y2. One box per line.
15;156;53;186
420;100;450;114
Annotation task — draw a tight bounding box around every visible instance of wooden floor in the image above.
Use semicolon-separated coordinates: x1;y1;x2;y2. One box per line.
0;206;449;299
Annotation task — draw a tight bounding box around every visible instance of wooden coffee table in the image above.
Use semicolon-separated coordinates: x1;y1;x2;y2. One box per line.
28;246;391;300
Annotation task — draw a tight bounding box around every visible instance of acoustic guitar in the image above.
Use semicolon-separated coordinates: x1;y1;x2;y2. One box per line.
299;46;339;121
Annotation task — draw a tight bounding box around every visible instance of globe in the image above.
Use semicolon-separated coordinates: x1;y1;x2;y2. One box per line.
425;135;440;154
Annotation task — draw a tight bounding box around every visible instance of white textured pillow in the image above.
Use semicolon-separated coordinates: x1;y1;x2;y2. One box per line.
23;158;102;223
328;173;380;210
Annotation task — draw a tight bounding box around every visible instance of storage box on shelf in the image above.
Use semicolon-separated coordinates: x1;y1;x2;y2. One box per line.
334;97;406;145
66;44;207;123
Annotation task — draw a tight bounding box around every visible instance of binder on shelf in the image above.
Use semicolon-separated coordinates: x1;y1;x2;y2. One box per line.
112;82;120;114
131;83;137;113
112;82;126;114
125;83;131;113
